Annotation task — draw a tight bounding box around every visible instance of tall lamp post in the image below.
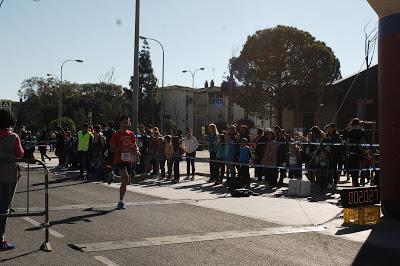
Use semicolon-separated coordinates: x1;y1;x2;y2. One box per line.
182;68;205;89
58;59;84;127
140;35;165;133
182;67;205;134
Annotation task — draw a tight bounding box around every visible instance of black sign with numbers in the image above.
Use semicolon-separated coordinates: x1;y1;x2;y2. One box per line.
340;186;380;208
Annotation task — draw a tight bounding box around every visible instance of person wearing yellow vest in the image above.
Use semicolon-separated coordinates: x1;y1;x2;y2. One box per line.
77;123;93;180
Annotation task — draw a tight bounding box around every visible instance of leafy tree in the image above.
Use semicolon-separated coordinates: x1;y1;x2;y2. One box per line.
225;25;341;127
18;77;59;131
18;77;131;131
138;40;160;126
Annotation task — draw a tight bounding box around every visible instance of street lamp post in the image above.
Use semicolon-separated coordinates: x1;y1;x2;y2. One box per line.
140;35;165;133
182;67;205;134
58;59;83;127
182;68;205;89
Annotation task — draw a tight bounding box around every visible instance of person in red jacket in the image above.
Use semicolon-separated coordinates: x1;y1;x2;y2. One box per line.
0;109;24;251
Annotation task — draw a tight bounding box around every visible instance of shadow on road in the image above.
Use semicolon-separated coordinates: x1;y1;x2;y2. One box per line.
0;249;40;263
132;177;343;204
351;219;400;265
49;208;116;226
24;208;116;233
16;180;86;194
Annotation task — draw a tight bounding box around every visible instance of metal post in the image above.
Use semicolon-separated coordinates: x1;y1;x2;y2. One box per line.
161;48;165;133
42;167;51;251
59;66;63;127
59;59;84;127
182;68;204;134
140;36;165;133
132;0;140;132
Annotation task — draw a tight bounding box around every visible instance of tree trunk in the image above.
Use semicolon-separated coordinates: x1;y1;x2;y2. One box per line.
294;93;300;128
277;106;283;128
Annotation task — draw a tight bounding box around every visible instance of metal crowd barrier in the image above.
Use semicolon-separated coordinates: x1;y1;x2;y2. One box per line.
180;156;380;173
0;159;51;252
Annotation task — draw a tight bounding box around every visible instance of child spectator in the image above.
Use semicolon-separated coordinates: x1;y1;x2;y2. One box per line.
225;132;236;184
288;142;302;179
317;149;331;191
215;134;227;184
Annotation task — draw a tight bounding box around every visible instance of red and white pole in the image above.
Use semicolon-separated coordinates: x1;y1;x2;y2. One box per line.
368;0;400;219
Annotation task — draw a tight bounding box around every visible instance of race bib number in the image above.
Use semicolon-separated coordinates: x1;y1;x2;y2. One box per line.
289;156;297;165
121;151;133;162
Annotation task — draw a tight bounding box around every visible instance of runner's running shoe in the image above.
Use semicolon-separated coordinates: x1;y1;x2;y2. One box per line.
0;241;16;251
117;201;126;210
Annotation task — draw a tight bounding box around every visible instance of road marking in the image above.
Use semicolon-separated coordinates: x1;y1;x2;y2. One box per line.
72;225;327;252
22;217;65;238
93;256;120;266
13;199;192;213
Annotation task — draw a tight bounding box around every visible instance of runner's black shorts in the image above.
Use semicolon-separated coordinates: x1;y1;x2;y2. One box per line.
114;162;133;175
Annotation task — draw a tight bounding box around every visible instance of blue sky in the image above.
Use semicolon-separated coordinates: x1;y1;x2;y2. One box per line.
1;0;378;101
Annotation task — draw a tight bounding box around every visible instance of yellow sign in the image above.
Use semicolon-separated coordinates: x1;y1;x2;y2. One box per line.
0;100;12;111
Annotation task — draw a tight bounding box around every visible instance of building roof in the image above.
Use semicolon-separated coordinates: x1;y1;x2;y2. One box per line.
330;64;378;85
160;85;221;93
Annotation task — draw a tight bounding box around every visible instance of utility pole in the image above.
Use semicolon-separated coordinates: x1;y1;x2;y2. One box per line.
132;0;140;132
228;71;234;123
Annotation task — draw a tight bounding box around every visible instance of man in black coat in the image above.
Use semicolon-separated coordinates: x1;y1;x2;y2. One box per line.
342;118;368;187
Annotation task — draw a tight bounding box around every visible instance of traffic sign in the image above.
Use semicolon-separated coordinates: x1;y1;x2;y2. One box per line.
0;100;12;111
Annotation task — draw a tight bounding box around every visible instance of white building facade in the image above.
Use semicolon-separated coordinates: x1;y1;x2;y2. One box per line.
158;85;270;136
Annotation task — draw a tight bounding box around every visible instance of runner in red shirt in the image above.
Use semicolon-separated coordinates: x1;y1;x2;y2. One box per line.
108;115;138;209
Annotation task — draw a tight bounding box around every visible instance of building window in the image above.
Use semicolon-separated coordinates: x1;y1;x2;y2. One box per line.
208;93;224;105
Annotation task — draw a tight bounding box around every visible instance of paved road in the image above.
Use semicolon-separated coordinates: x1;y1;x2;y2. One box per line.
0;158;398;265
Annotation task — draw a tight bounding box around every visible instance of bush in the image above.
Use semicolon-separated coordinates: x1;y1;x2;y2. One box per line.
49;117;76;132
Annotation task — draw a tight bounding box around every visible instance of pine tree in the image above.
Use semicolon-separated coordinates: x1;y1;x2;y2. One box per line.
138;40;160;126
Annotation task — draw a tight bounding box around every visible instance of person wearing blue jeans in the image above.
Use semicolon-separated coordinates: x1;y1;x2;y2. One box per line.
207;124;219;182
182;128;198;181
0;109;24;251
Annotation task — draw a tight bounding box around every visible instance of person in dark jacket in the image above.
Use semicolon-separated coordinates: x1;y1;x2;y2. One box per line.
103;121;116;167
38;130;51;162
238;138;252;188
342;118;368;187
305;126;324;183
322;123;343;187
137;125;150;175
55;127;66;167
276;128;289;187
254;128;267;183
